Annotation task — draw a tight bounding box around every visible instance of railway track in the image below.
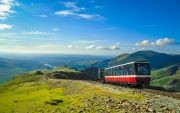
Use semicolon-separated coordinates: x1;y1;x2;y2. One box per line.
137;87;180;99
84;80;180;99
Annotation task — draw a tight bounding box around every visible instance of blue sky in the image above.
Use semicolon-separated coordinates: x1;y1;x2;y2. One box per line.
0;0;180;55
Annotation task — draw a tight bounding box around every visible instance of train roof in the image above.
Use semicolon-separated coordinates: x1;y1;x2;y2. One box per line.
104;61;149;70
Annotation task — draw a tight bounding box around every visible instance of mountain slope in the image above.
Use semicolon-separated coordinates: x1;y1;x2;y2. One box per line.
0;68;179;113
0;58;44;83
0;55;109;84
151;63;180;91
93;50;180;69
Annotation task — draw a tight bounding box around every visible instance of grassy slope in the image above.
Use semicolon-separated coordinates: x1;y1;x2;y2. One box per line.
0;68;147;113
150;64;180;91
0;58;44;84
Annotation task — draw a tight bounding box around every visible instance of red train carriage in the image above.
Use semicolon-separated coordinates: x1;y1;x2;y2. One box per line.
98;61;151;86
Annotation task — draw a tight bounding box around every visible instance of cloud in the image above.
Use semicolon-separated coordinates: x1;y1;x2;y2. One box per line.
74;40;99;44
95;46;111;50
55;1;103;20
22;31;49;35
0;24;12;30
55;10;102;20
86;43;120;51
0;32;16;37
86;45;96;49
61;2;85;11
74;13;102;20
154;38;175;46
0;0;17;20
52;28;59;31
111;45;120;50
55;10;74;16
68;44;73;48
136;38;176;47
135;40;150;47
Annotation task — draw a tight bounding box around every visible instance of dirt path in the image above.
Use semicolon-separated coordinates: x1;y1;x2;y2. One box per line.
78;80;180;99
42;77;180;113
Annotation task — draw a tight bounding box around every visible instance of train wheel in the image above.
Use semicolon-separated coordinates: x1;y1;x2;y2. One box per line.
137;83;142;88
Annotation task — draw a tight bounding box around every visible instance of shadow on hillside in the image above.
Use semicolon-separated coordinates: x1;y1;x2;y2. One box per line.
46;71;97;81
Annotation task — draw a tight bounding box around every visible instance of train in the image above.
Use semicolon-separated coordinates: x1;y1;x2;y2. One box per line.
98;61;151;87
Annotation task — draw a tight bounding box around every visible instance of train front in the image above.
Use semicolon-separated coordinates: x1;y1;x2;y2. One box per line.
134;62;151;86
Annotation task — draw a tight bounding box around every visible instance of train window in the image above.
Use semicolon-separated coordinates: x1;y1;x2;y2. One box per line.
114;67;117;76
115;67;118;76
124;64;135;75
118;67;122;76
111;68;114;76
120;67;123;75
135;63;150;75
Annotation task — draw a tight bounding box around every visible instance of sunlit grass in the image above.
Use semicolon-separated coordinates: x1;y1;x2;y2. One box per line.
0;68;146;113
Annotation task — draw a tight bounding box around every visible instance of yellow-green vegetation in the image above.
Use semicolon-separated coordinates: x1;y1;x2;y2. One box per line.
0;67;150;113
1;67;179;113
52;66;78;73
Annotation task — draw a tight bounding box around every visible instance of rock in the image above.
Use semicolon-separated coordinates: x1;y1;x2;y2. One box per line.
147;108;154;112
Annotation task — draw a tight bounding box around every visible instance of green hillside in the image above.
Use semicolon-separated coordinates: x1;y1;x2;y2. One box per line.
0;55;108;84
0;58;44;84
151;63;180;91
0;67;179;113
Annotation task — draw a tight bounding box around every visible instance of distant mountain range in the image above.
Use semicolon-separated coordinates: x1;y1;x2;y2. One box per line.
0;51;180;91
93;50;180;70
0;55;109;83
0;58;44;83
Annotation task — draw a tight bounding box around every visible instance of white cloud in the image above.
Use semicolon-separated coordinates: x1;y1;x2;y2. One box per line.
68;44;73;48
135;40;150;47
111;45;120;50
55;10;74;16
136;38;176;48
55;10;102;20
22;31;49;35
61;2;85;11
0;24;12;30
132;47;136;50
86;45;96;49
96;46;111;50
52;28;59;31
0;32;16;37
0;0;17;20
55;1;103;20
86;43;120;51
74;40;99;44
74;13;101;20
154;38;175;47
